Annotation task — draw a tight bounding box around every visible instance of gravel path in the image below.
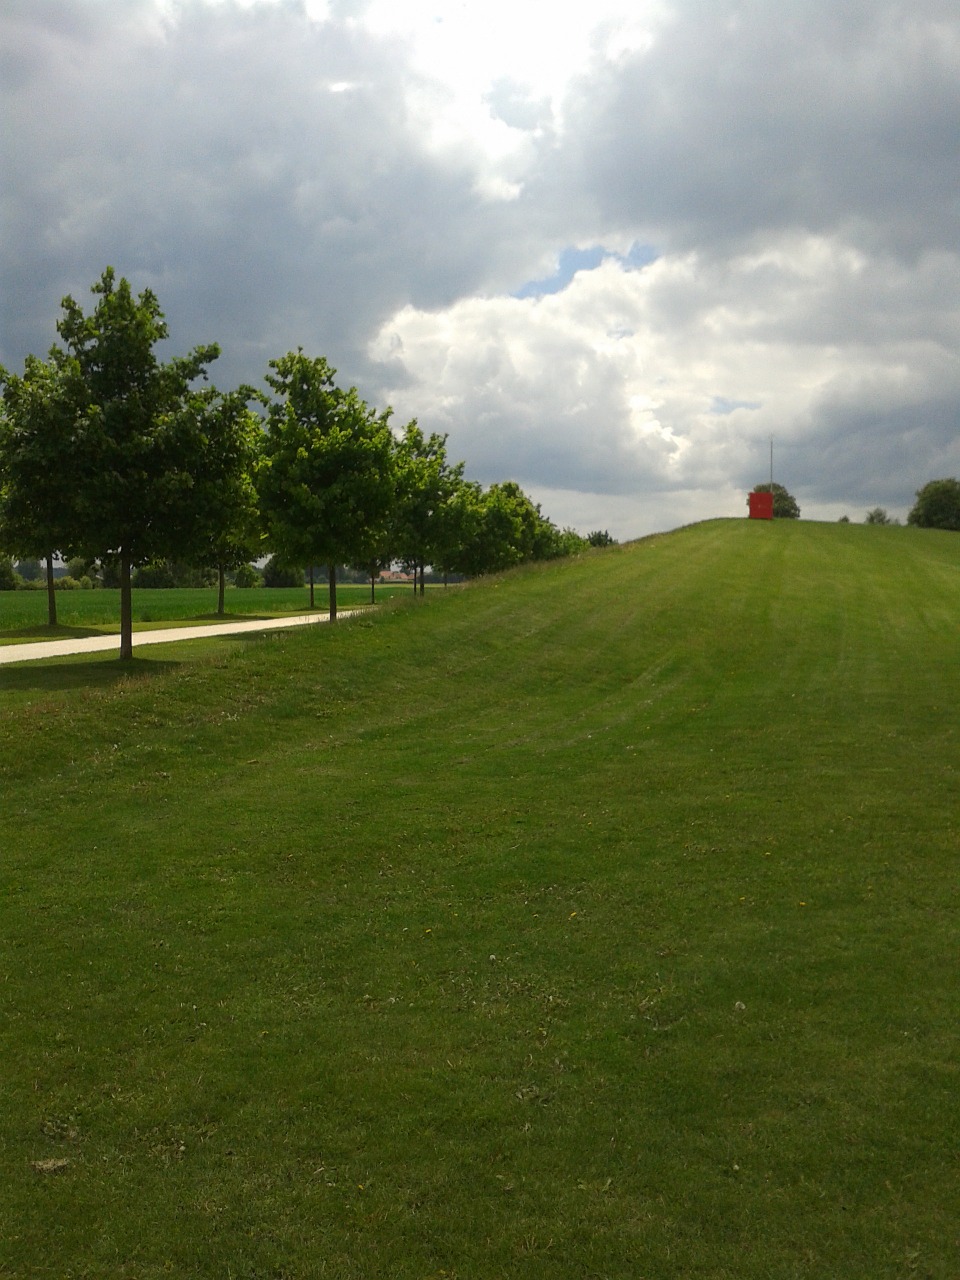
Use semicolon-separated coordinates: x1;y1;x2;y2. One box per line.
0;613;334;666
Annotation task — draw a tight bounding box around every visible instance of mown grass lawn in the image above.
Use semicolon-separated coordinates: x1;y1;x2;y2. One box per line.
0;582;419;641
1;519;958;1278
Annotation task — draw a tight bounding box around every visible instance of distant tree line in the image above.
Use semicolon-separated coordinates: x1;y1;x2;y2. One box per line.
841;483;960;528
0;269;614;657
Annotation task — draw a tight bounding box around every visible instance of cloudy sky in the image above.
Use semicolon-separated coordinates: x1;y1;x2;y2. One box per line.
3;0;959;537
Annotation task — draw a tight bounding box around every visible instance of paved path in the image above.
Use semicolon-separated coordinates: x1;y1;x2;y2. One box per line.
0;613;335;666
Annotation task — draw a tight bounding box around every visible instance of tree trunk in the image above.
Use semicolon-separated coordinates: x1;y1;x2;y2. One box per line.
119;550;133;660
419;563;425;596
328;564;337;622
45;552;58;627
217;562;226;615
369;567;376;605
309;564;315;610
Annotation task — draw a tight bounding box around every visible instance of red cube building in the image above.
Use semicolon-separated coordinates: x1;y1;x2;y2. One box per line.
749;490;774;519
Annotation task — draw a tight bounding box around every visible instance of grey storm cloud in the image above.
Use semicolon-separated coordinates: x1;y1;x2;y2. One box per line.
2;0;959;536
547;0;960;256
1;0;535;386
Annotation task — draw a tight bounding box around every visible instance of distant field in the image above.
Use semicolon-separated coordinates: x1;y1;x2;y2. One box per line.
2;519;959;1277
0;581;421;640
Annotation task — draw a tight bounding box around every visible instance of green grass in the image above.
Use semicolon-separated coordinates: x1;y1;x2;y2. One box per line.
1;519;959;1277
0;582;418;640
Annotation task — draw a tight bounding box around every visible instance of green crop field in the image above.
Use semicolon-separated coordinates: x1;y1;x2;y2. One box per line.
1;519;958;1278
0;582;418;641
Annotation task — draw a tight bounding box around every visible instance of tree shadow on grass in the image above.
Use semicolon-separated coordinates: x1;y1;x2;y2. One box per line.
0;624;112;642
131;613;317;627
0;656;181;696
183;612;302;625
186;612;325;623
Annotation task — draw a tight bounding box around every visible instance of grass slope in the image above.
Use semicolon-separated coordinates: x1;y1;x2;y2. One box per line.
1;519;958;1278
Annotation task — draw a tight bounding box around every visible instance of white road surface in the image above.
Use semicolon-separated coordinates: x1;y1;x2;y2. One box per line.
0;613;337;666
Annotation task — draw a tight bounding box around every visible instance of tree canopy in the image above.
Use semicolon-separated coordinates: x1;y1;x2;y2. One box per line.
257;350;396;621
179;385;264;613
54;268;221;656
392;422;465;595
907;479;960;531
0;353;80;624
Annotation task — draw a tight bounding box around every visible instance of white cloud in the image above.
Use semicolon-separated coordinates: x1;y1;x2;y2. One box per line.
370;236;960;528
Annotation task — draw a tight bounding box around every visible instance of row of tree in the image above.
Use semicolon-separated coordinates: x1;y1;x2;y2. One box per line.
1;270;612;658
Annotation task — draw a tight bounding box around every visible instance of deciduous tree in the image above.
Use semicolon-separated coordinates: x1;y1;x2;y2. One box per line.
55;268;220;658
0;354;81;625
258;351;395;621
907;479;960;531
179;386;264;614
393;422;464;595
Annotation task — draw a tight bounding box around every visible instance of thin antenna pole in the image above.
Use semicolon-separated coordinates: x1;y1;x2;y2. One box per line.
770;437;774;489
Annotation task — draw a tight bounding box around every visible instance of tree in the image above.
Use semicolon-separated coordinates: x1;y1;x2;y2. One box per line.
262;557;304;588
178;385;264;614
486;481;568;566
258;351;396;621
865;507;896;525
556;526;590;556
529;515;588;561
233;563;262;588
749;482;800;519
351;525;393;604
0;557;17;590
452;482;532;576
907;479;960;531
430;477;484;582
66;556;98;584
54;268;220;658
587;529;617;547
393;421;464;596
0;353;82;626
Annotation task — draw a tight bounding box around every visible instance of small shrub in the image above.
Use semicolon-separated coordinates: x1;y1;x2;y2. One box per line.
262;557;304;588
54;575;81;590
233;562;262;588
67;557;98;582
133;561;178;589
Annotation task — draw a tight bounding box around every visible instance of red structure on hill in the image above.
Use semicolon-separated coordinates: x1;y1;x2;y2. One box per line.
748;490;774;519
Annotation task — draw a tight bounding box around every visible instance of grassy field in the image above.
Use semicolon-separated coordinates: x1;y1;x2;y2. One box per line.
0;582;419;642
1;519;958;1277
